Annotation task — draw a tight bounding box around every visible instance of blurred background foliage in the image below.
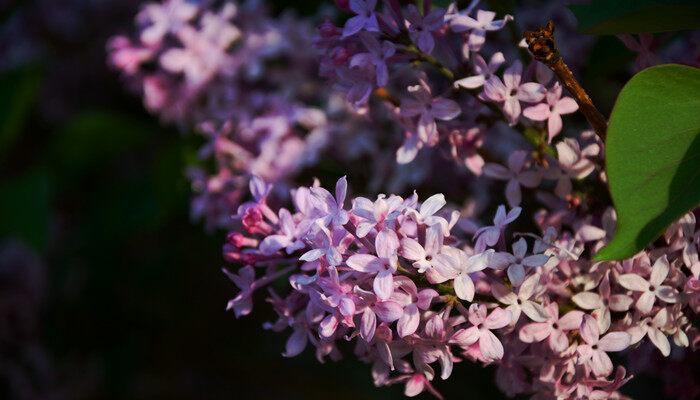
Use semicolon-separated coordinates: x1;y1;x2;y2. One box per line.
0;0;680;399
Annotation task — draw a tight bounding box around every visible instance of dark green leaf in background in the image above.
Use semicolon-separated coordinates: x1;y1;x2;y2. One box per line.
570;0;700;34
595;64;700;261
0;169;50;250
0;66;43;159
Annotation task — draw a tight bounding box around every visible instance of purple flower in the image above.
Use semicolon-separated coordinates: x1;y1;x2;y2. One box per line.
523;82;579;142
483;150;542;207
494;238;549;287
400;80;461;144
482;61;545;125
401;224;445;273
432;248;492;301
310;176;350;227
404;5;446;54
544;137;599;198
342;0;380;38
137;0;198;46
473;205;521;252
454;52;505;89
346;230;400;300
350;32;396;87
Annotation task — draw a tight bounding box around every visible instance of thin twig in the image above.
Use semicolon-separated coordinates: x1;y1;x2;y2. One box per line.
524;21;608;141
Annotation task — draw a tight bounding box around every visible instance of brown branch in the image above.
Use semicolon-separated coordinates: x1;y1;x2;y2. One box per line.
524;21;608;141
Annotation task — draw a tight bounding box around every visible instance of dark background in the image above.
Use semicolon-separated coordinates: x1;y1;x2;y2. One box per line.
0;0;687;399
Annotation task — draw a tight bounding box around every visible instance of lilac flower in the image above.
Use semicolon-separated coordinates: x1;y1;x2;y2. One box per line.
544;137;599;198
400;80;461;144
491;273;549;324
137;0;198;46
448;127;485;175
342;0;380;38
310;175;350;227
618;33;659;71
346;230;400;300
300;227;344;266
493;238;549;286
450;10;513;51
453;52;505;89
351;32;396;87
577;315;631;377
401;225;445;273
572;272;633;332
628;308;672;356
617;255;679;314
259;208;305;255
519;303;584;352
473;205;521;252
483;150;542;207
336;65;375;108
451;304;510;361
482;61;546;125
352;194;404;237
432;248;493;301
392;277;438;337
404;5;446;54
522;82;578;142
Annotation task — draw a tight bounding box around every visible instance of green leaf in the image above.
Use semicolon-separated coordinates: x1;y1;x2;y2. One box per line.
570;0;700;34
0;169;51;251
0;66;43;159
595;64;700;261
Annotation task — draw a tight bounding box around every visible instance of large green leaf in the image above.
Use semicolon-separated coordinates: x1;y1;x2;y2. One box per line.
595;64;700;261
570;0;700;34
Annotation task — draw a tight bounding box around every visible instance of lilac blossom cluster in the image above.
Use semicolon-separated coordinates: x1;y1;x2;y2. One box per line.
108;0;700;398
317;0;584;170
108;0;390;230
223;176;700;399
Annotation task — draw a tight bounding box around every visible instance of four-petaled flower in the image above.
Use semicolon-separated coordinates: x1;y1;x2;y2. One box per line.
401;80;462;145
519;303;584;352
491;273;549;324
473;205;521;252
523;82;579;142
450;304;510;361
577;314;631;377
483;150;542;207
617;255;679;314
342;0;379;38
482;61;545;125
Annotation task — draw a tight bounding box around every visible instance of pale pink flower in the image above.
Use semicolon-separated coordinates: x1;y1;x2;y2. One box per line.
450;304;510;361
519;303;584;352
483;150;542;207
482;60;545;125
572;271;633;332
628;308;672;356
392;277;438;337
491;273;549;324
577;315;631;377
523;82;578;142
617;255;679;314
402;225;445;273
450;10;513;51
